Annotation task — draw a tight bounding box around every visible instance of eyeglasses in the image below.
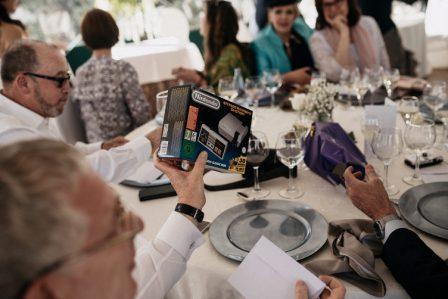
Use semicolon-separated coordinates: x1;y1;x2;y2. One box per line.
24;72;71;88
17;199;140;298
323;0;344;9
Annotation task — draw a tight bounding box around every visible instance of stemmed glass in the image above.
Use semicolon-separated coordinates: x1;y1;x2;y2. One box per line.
262;69;282;107
276;130;304;199
423;82;447;148
155;90;168;124
245;76;264;125
397;96;419;124
218;76;238;101
246;131;270;199
361;116;379;159
403;119;436;186
371;128;403;196
355;75;371;106
382;68;400;98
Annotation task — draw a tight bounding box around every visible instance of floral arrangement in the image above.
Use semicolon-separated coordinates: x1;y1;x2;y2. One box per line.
290;81;336;122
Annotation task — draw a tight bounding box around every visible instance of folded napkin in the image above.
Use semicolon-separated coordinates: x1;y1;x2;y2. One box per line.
305;219;386;297
421;163;448;183
121;161;166;187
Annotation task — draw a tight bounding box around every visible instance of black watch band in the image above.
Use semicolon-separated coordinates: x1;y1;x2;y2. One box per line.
175;203;204;223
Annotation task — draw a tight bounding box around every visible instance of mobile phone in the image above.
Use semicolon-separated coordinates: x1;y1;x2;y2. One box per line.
404;155;443;169
138;184;176;201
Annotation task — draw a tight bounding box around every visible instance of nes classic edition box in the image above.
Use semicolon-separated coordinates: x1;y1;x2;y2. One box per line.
158;85;252;174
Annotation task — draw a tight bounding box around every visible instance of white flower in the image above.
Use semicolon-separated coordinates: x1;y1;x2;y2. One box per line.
290;93;307;111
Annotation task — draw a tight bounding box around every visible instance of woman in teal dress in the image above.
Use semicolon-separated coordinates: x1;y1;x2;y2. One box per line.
252;0;315;85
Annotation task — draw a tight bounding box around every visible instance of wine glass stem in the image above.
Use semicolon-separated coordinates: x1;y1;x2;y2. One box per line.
413;151;421;180
253;166;261;192
270;92;275;106
288;166;296;192
384;162;390;188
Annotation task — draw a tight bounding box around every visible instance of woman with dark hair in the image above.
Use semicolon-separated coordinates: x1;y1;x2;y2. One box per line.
251;0;315;85
72;9;151;143
172;0;250;88
309;0;390;82
0;0;26;56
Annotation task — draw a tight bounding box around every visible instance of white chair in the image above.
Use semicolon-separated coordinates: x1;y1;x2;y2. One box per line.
153;7;190;45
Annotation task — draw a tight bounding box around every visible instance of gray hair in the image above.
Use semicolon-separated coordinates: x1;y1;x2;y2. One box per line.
0;139;89;299
1;40;57;85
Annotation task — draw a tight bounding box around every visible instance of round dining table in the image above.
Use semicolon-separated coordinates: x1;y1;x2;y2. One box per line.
115;105;448;299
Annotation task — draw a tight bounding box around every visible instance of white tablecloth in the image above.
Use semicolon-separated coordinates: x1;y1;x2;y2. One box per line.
116;106;448;299
392;3;430;77
112;37;204;85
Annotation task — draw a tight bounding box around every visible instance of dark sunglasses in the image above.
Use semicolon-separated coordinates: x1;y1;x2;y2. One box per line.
24;72;71;88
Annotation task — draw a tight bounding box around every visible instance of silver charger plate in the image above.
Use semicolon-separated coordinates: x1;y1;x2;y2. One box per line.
399;182;448;240
209;200;328;261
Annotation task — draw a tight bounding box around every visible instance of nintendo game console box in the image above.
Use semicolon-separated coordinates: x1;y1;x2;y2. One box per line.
158;85;252;174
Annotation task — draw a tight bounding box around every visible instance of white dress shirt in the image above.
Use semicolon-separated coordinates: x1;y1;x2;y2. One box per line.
0;93;151;183
134;212;204;299
383;220;408;244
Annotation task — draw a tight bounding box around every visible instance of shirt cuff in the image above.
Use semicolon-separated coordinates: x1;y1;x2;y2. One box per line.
119;136;152;163
156;212;204;259
383;219;408;244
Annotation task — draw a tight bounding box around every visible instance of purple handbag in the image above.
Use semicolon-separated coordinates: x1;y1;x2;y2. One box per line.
303;122;366;185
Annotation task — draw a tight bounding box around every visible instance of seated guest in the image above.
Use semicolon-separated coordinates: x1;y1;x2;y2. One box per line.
0;0;27;57
0;139;207;299
172;0;250;89
72;9;151;143
358;0;418;76
254;0;313;37
252;0;315;85
344;164;448;299
0;40;160;183
309;0;390;82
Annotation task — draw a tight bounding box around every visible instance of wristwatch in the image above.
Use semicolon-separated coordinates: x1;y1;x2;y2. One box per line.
373;214;401;240
175;203;204;223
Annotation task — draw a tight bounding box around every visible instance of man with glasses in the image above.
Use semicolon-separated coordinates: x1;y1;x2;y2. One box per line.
0;139;208;299
0;39;161;183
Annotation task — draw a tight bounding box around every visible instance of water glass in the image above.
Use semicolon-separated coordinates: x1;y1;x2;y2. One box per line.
403;119;436;186
262;69;282;106
397;96;419;124
246;131;270;199
276;130;304;199
218;76;238;100
371;128;403;196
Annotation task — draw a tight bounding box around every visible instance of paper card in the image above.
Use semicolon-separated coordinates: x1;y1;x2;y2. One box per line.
421;163;448;183
364;105;397;129
228;236;325;299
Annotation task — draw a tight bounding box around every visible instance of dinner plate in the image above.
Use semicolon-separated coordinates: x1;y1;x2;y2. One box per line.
209;200;328;261
399;182;448;240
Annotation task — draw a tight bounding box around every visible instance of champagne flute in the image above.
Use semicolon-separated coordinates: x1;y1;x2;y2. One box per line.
371;128;403;196
262;69;282;107
397;96;419;124
403;119;436;186
383;68;400;98
246;131;270;199
276;130;304;199
218;76;238;100
361;116;379;159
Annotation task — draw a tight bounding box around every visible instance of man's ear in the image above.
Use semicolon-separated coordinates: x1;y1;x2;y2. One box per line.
23;277;57;299
15;74;33;95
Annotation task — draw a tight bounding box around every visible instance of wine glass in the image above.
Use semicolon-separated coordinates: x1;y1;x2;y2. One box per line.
361;116;379;159
246;131;270;199
218;76;238;100
338;68;351;109
382;68;400;98
245;76;263;126
276;130;304;199
262;69;282;107
371;128;403;196
397;96;419;124
155;90;168;124
355;75;371;106
403;119;436;186
436;109;448;150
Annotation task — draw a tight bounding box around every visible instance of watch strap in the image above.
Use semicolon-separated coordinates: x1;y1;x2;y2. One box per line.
175;203;204;223
374;214;401;240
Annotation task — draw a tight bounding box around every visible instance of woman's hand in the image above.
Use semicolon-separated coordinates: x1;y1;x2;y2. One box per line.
282;67;311;85
327;15;349;35
172;67;203;84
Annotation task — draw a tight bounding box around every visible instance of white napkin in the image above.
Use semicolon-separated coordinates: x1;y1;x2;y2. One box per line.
228;236;325;299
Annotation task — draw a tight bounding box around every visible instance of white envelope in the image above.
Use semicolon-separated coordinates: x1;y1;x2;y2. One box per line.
228;236;326;299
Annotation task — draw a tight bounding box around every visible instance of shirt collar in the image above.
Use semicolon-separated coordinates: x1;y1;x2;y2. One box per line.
0;91;48;130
